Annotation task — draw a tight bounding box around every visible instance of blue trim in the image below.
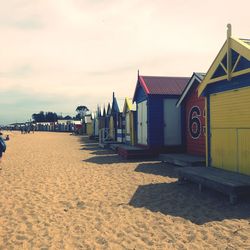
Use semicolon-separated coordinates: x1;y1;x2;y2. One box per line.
203;73;250;96
221;53;227;69
234;56;250;72
231;49;239;68
211;64;226;79
133;81;147;103
207;96;211;167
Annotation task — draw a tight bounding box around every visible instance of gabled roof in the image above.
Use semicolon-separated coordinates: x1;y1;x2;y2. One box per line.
133;75;190;101
140;76;190;95
106;103;111;115
176;72;205;107
123;97;136;114
111;92;124;114
198;35;250;96
116;99;124;112
98;105;106;117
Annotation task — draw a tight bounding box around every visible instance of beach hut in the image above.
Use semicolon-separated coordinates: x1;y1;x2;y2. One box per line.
133;74;190;151
83;113;93;135
98;105;108;143
98;105;106;132
92;110;99;138
123;97;136;145
198;24;250;175
176;72;206;156
109;93;124;142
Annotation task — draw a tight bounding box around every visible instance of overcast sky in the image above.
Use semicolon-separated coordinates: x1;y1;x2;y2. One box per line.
0;0;249;124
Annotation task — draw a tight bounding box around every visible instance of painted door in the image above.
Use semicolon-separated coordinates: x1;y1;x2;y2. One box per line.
164;98;182;145
137;100;148;145
210;87;250;175
125;112;130;142
109;116;114;139
94;119;99;136
185;89;206;156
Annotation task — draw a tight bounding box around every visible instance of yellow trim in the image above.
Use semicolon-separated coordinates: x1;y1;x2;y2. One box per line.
204;75;227;84
232;38;250;60
220;62;227;74
232;55;241;73
231;68;250;77
198;41;227;96
123;97;136;114
198;37;250;96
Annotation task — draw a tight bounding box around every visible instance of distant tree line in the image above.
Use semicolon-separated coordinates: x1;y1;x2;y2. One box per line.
32;111;72;123
32;106;89;123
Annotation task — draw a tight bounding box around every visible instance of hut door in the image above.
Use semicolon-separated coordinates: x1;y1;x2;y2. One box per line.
137;101;148;145
210;88;250;175
125;112;130;142
164;99;182;145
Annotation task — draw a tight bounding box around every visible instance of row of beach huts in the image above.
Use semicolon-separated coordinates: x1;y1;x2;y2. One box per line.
84;26;250;203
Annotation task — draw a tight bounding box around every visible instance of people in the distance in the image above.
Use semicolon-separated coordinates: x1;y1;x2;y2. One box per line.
0;132;7;169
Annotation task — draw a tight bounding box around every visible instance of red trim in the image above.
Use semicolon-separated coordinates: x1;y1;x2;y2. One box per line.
139;76;150;94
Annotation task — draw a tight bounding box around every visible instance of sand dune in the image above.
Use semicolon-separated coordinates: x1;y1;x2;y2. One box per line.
0;132;249;249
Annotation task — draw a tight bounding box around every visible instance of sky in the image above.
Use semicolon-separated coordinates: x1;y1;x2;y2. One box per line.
0;0;250;124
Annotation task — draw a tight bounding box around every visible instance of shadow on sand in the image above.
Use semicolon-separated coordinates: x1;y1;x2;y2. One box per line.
135;162;178;178
78;135;98;145
129;181;250;225
84;154;161;165
84;154;130;165
90;150;116;156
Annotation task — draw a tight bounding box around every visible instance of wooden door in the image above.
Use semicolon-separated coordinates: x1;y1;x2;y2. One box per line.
164;98;182;145
137;101;147;145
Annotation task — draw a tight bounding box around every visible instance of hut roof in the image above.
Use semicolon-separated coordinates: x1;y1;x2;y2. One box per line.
133;75;189;102
176;72;205;107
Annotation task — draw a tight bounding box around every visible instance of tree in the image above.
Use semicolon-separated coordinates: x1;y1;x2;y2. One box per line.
32;111;45;122
32;111;58;122
75;106;89;117
64;115;72;120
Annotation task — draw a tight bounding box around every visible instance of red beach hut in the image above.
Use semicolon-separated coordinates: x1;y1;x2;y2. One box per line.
176;73;206;156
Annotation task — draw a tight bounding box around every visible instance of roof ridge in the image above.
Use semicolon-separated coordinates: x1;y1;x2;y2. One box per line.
141;75;190;78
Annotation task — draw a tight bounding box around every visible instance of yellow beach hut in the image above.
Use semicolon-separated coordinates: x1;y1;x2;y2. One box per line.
198;24;250;175
123;97;136;145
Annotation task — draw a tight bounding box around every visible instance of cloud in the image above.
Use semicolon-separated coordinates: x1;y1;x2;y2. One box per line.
0;0;250;124
0;65;33;78
13;17;43;29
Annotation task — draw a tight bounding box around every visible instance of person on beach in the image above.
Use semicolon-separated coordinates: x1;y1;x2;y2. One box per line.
0;132;7;169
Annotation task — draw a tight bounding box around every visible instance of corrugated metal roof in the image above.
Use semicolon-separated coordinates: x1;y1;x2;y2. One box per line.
240;38;250;46
140;76;190;95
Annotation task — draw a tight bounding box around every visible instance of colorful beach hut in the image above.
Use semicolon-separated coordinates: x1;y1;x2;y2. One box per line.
123;97;136;145
93;110;99;138
133;74;190;151
176;72;206;156
109;93;124;142
105;103;111;132
198;25;250;175
84;114;93;136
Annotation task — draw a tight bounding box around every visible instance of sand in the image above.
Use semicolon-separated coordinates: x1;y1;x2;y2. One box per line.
0;131;249;249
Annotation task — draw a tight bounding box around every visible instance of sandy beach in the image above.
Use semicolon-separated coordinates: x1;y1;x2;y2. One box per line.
0;132;249;249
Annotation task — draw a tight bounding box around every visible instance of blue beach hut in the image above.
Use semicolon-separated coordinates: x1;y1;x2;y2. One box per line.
133;73;190;152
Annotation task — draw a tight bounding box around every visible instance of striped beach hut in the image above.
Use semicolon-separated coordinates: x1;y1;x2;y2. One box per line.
123;97;136;145
176;72;206;156
133;74;190;151
198;25;250;175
